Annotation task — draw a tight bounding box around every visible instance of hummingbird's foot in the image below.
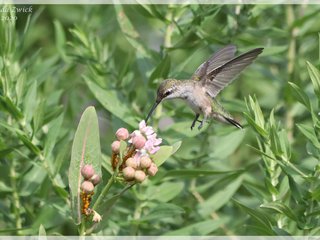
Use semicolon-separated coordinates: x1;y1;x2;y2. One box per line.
198;121;204;130
190;114;200;130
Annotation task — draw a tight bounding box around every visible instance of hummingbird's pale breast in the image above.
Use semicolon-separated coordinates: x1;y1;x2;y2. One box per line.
177;81;213;117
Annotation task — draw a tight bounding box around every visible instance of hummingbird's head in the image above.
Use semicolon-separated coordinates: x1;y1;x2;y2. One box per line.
145;79;179;123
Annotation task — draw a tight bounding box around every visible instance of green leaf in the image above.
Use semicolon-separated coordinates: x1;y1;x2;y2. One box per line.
164;169;242;178
243;112;268;138
260;201;298;222
288;82;311;111
23;80;37;124
198;175;243;216
164;218;228;236
68;106;101;225
152;145;173;167
44;113;64;159
307;61;320;101
209;129;246;159
233;199;274;235
38;224;46;237
0;96;23;120
146;182;184;202
150;54;171;81
139;203;185;222
297;124;320;149
85;78;137;128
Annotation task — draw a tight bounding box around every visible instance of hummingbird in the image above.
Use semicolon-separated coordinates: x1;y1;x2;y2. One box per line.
145;45;264;130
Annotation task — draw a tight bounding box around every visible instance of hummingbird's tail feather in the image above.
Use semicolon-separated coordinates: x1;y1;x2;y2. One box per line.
223;117;243;129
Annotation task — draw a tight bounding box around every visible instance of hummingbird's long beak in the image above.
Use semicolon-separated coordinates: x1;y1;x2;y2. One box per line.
145;100;161;123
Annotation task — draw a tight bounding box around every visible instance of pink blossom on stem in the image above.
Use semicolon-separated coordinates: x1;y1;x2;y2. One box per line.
116;128;129;141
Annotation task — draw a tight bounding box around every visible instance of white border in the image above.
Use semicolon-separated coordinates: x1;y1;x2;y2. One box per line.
1;0;320;4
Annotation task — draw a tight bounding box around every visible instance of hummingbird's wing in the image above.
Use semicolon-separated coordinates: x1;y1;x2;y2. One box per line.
192;45;237;81
203;47;264;98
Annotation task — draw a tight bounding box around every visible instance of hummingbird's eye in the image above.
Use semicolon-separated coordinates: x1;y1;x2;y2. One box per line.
164;89;172;97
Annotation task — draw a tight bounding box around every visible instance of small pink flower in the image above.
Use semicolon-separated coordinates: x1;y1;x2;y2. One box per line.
123;166;136;180
132;135;146;149
81;164;95;179
147;163;158;176
139;120;154;136
116;128;129;141
81;181;95;194
126;157;139;169
90;174;101;186
140;156;152;169
134;170;146;183
111;140;121;153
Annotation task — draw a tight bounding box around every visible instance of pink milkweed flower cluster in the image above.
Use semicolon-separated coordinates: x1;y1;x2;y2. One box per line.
111;120;161;183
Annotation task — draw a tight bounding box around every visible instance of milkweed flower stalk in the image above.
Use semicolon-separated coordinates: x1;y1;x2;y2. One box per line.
111;120;161;182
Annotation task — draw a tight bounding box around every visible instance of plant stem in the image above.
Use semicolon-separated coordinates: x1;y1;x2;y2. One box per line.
10;162;22;233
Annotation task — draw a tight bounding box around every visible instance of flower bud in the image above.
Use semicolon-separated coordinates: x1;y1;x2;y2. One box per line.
81;181;95;194
134;170;146;183
81;164;95;179
90;174;101;186
140;155;152;169
126;157;139;169
132;135;146;149
147;163;158;176
116;128;129;141
111;140;120;153
122;166;136;180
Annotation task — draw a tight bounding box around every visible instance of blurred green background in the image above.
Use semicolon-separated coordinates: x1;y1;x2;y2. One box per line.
1;4;320;236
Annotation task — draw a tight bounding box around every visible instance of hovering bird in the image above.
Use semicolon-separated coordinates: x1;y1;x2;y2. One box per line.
145;45;263;130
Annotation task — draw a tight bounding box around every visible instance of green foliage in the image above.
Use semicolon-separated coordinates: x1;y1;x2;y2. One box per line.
1;3;320;236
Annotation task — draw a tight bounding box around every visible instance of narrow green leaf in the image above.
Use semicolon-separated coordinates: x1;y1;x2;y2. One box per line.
233;199;274;234
68;106;101;225
260;201;298;222
23;80;37;124
297;124;320;149
307;61;320;101
0;96;23;120
44;113;64;159
288;82;311;111
243;112;268;138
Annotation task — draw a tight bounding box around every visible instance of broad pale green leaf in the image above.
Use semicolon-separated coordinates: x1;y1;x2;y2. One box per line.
68;106;101;225
164;218;228;236
198;175;243;216
20;164;47;197
209;129;246;159
152;145;173;167
85;78;137;127
146;182;184;202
